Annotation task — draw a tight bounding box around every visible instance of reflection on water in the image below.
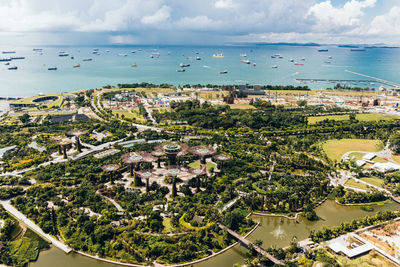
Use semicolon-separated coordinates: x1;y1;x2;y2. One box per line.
32;200;400;267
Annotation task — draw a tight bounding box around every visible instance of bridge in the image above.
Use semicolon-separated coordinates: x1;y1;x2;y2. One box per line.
345;70;400;88
218;224;284;265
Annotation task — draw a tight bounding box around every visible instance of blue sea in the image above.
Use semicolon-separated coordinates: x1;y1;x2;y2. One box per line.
0;44;400;97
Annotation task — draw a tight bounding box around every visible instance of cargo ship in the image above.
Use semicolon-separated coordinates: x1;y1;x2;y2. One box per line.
213;53;224;58
318;49;328;52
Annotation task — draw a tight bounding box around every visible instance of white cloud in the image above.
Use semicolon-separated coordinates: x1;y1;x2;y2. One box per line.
368;5;400;35
141;5;171;25
176;16;218;30
307;0;376;31
214;0;236;9
0;0;399;45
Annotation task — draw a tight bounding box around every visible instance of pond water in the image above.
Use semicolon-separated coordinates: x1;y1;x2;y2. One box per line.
32;200;400;267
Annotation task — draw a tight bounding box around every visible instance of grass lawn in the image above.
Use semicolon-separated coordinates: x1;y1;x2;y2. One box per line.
198;91;229;100
9;229;49;263
344;179;370;190
392;153;400;164
360;177;385;188
322;139;384;161
188;160;217;171
229;104;256;110
308;113;400;124
335;251;393;266
162;217;174;233
112;110;146;122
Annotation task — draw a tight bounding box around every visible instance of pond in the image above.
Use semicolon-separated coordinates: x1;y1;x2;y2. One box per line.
32;200;400;267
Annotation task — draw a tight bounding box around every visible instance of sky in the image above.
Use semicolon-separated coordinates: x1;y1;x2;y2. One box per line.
0;0;399;46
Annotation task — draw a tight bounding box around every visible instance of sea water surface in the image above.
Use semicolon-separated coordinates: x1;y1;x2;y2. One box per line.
1;45;400;97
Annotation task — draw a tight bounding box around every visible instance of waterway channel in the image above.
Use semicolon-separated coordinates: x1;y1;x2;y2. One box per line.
31;200;400;267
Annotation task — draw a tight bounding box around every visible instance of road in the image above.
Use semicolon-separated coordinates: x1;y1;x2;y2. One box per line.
0;200;72;253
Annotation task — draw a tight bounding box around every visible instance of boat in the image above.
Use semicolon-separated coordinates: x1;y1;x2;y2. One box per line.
2;51;16;54
196;56;201;60
324;61;331;64
118;54;128;57
59;53;69;57
83;58;92;61
0;58;11;62
240;53;247;57
106;50;110;53
93;48;99;51
73;64;80;68
130;63;137;67
48;67;57;70
71;56;74;59
219;70;228;74
289;59;294;62
8;66;17;70
5;62;10;65
131;50;136;53
301;57;305;61
10;57;25;60
241;60;251;64
328;56;332;59
271;54;281;58
33;48;43;52
318;49;328;52
92;51;99;54
180;63;190;67
294;62;304;66
350;48;366;51
252;63;256;67
213;53;224;58
272;65;278;68
176;68;185;72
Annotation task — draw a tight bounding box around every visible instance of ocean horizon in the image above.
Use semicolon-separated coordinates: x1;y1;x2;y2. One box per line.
0;44;399;97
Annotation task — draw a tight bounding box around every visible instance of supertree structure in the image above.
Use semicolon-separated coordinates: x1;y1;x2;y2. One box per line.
190;145;216;165
66;129;88;153
102;164;120;184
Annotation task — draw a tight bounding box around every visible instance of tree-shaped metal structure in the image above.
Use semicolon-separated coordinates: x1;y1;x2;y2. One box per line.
167;166;182;198
102;164;120;184
56;138;72;159
214;154;231;172
136;170;153;192
190;146;216;164
155;142;189;166
152;150;165;168
189;167;207;192
67;129;88;153
122;152;144;186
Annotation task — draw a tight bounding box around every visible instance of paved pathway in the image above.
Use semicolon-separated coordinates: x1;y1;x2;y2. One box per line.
218;223;284;265
0;200;72;253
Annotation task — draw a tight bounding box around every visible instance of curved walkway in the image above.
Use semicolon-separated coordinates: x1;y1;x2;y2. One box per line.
0;200;72;253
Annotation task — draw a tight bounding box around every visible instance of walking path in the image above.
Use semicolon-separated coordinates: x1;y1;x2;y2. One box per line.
218;223;284;265
0;200;72;253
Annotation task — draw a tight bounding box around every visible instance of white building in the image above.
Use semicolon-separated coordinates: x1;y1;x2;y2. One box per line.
372;162;400;173
362;153;376;161
328;234;373;258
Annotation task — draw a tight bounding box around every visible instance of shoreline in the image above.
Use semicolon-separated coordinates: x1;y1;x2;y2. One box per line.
71;222;260;267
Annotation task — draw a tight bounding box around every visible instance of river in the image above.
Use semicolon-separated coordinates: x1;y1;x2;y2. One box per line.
31;200;400;267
